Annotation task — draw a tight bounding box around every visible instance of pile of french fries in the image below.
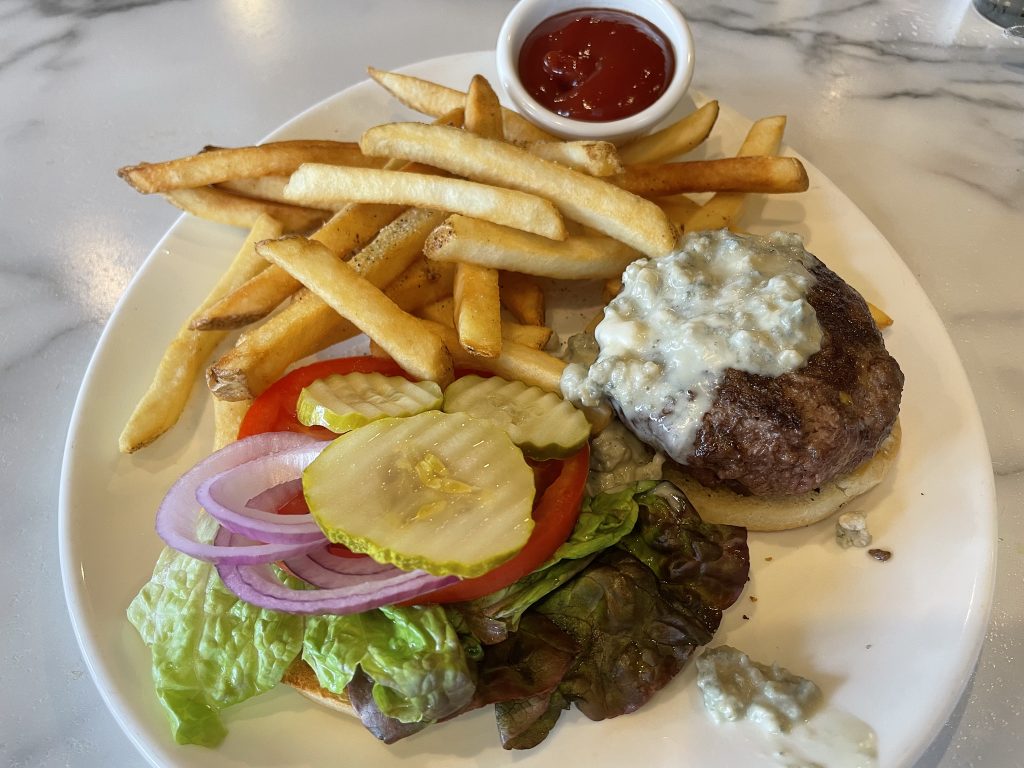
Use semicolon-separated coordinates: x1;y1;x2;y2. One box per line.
117;68;823;454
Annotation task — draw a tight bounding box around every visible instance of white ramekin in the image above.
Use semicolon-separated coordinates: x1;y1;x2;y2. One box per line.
496;0;695;144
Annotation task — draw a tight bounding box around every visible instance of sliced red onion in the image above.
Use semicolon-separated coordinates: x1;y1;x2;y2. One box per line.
215;530;458;614
308;546;392;575
246;478;304;513
196;446;326;543
284;546;397;588
219;561;458;615
155;432;328;564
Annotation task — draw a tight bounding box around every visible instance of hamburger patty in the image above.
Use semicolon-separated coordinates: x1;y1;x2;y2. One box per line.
672;258;904;496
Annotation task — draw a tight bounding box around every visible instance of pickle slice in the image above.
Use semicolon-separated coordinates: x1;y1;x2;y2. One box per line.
303;410;535;578
442;375;590;459
296;372;442;434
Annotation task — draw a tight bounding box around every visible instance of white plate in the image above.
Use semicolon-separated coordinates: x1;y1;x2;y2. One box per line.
60;51;996;768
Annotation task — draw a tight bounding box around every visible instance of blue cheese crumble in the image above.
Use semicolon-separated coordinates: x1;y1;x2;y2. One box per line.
835;511;873;548
696;645;822;733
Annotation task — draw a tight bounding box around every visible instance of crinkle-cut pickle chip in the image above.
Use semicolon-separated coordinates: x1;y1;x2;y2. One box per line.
303;410;535;578
297;372;443;433
442;375;590;459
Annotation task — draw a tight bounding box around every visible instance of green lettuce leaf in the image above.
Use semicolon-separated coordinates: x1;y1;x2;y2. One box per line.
460;482;651;640
303;603;474;723
127;546;304;746
551;480;653;561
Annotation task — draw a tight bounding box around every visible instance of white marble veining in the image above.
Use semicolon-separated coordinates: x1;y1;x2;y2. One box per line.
1;1;1020;766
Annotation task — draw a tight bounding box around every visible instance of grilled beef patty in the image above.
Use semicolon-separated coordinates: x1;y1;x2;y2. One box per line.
656;257;903;497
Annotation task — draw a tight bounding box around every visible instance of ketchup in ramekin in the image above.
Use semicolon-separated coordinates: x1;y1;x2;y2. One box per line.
497;0;694;142
517;8;675;123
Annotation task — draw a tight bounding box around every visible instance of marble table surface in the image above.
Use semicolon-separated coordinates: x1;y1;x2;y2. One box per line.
2;1;1021;766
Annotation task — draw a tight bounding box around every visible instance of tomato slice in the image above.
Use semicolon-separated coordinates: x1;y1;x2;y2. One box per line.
239;356;590;602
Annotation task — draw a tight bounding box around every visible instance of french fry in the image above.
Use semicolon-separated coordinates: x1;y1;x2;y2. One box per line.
360;123;677;257
367;66;556;142
518;140;623;176
617;101;720;164
284;165;567;240
416;297;455;326
312;148;466;252
312;200;409;255
118;140;380;194
868;302;893;329
416;297;554;350
656;195;701;227
217;175;290;203
190;261;302;331
453;75;505;359
584;309;605;335
464;74;503;140
504;322;553;350
500;271;545;326
684;115;788;231
213;397;253;449
368;339;390;359
427;106;467;130
382;258;458;313
347;207;448;290
257;236;453;385
206;257;454;403
453;264;502;358
163;186;329;232
207;288;361;401
191;264;302;331
614;156;809;198
421;320;566;393
191;201;406;329
119;213;282;452
603;277;623;304
729;115;787;159
426;215;640;280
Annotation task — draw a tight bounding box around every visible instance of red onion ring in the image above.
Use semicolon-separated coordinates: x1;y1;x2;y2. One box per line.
155;432;328;565
215;530;458;614
246;478;304;513
308;546;391;575
284;545;396;588
196;446;326;543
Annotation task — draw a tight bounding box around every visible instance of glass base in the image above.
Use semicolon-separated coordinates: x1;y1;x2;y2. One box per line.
973;0;1024;27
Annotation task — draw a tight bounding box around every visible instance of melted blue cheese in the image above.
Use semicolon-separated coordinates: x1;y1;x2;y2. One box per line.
561;230;823;461
586;420;665;495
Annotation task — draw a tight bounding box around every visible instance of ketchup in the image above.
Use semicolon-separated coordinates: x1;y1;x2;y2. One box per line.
518;8;675;122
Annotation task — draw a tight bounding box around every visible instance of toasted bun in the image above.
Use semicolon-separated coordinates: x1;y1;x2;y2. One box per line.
282;658;356;717
665;420;901;532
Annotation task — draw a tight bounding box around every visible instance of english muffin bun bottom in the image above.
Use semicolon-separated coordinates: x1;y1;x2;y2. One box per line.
665;420;902;532
283;658;356;716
